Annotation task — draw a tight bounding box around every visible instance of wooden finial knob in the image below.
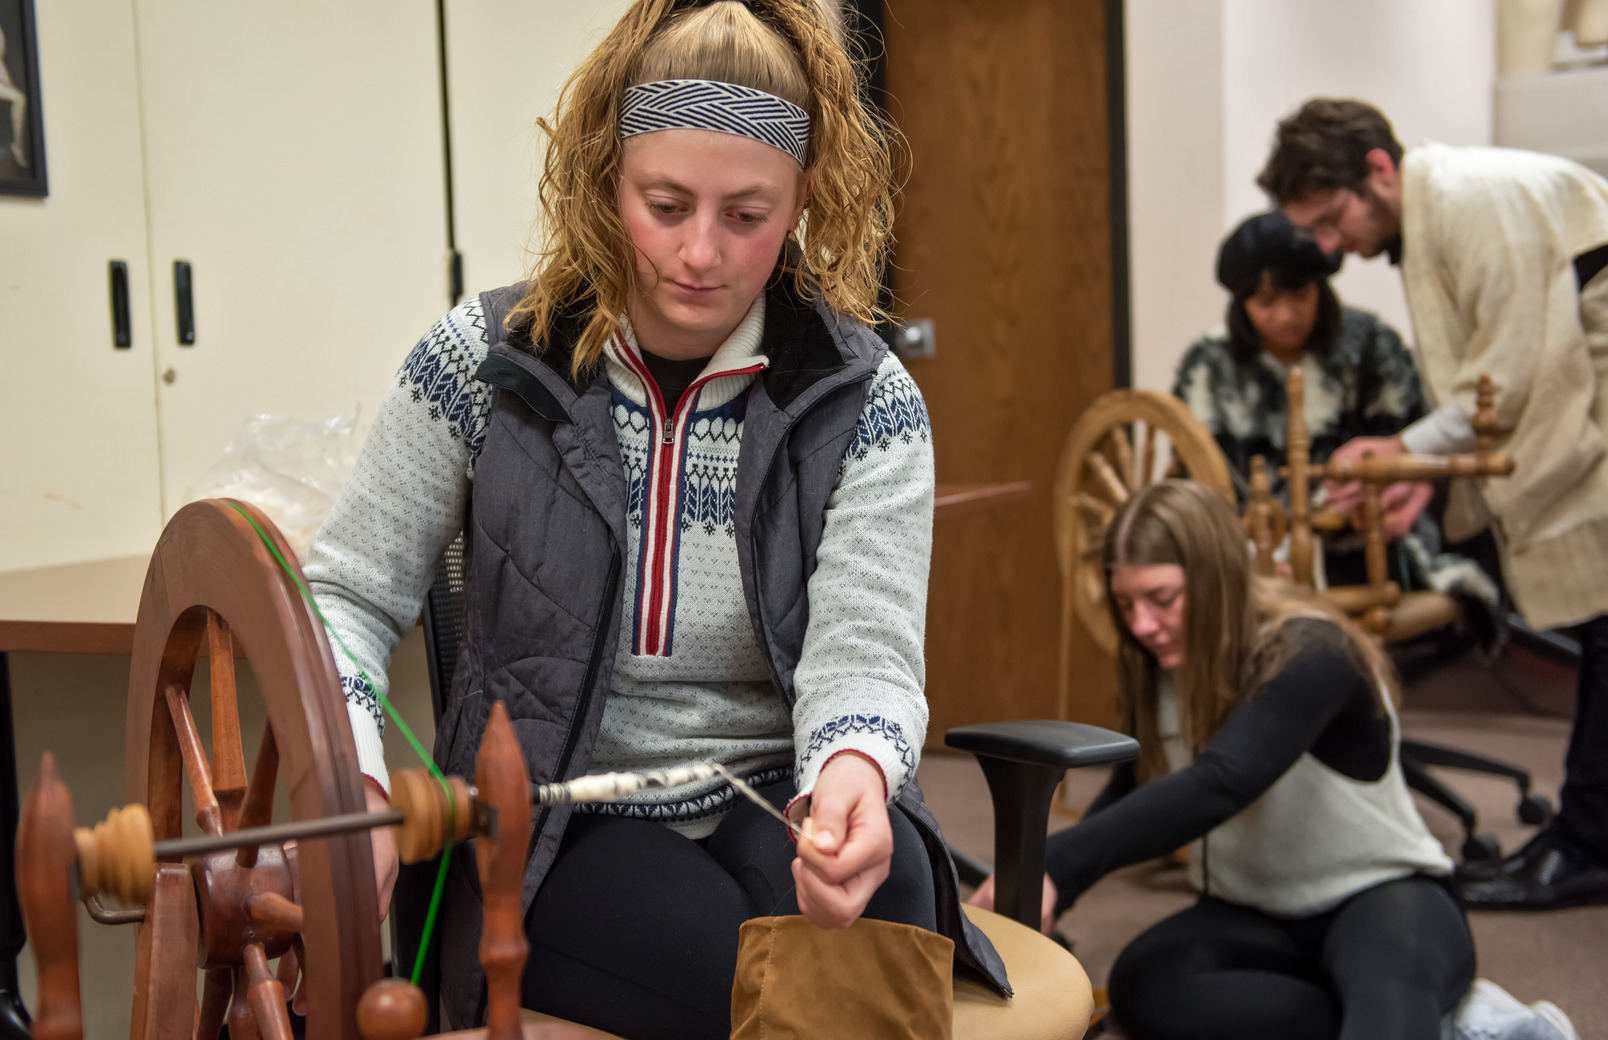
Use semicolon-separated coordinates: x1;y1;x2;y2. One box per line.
73;803;154;905
389;770;473;864
357;979;428;1040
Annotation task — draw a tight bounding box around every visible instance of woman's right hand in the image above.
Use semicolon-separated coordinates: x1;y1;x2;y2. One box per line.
965;873;1060;935
365;776;399;920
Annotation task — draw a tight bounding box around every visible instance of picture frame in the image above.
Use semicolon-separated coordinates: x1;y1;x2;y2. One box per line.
0;0;46;197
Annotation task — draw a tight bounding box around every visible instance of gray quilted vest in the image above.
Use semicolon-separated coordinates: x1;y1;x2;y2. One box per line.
431;279;1008;1026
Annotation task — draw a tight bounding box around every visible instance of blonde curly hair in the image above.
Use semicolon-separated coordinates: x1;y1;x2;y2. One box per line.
508;0;898;377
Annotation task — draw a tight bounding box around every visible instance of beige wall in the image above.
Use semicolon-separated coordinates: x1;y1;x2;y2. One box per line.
1127;0;1496;392
445;1;634;295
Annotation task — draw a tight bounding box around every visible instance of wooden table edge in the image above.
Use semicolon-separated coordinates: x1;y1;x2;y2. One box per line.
0;621;137;656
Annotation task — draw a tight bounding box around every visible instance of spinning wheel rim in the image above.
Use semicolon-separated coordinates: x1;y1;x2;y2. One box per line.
124;499;382;1039
1054;391;1233;694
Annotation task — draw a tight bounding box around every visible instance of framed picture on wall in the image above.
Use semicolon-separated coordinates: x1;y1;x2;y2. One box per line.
0;0;46;197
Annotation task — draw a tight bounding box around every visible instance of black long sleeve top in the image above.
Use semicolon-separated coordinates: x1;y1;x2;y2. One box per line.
1046;619;1390;914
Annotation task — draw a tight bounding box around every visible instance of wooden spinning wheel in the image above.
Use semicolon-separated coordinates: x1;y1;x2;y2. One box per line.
15;498;621;1040
120;498;381;1039
1053;391;1233;699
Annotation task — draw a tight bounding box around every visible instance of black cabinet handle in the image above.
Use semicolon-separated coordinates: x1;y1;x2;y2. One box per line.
109;261;131;348
174;260;195;344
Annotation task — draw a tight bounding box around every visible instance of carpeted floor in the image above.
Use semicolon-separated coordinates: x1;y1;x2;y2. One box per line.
919;647;1606;1039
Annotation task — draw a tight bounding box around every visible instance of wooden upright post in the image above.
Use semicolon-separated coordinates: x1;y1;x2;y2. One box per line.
1247;456;1276;578
476;702;533;1040
16;755;83;1040
1286;369;1316;587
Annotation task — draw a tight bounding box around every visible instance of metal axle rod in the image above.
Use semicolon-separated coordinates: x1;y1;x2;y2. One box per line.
153;808;407;859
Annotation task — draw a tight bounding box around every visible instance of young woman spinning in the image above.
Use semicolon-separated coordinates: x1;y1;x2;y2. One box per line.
974;480;1573;1040
303;0;1004;1035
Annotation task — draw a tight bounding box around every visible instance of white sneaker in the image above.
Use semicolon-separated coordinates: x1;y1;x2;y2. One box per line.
1442;979;1579;1040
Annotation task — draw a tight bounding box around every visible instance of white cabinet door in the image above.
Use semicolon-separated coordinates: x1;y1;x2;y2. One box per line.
0;0;164;572
444;0;632;293
133;0;451;516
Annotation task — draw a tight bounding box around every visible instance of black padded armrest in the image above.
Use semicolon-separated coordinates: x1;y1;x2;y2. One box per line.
942;720;1139;928
945;720;1138;770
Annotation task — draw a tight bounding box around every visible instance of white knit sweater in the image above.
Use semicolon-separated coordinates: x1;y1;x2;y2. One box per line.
304;294;934;837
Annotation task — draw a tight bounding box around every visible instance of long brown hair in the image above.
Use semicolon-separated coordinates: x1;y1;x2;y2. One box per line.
1104;481;1397;781
509;0;898;377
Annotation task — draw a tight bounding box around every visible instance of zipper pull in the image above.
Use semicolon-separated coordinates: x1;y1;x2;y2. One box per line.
661;417;674;445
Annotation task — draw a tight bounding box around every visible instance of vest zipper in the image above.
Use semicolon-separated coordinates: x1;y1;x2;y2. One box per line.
528;547;621;859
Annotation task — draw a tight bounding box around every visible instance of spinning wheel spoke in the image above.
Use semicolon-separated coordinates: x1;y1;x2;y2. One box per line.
1138;421;1156;487
243;942;295;1040
227;965;259;1040
236;726;280;868
197;968;232;1040
1084;450;1129;504
207;612;248;830
1103;426;1135;496
277;935;305;1015
1073;492;1113;523
164;684;225;836
248;891;304;935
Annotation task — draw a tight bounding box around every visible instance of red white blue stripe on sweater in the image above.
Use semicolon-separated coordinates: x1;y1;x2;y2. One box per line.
608;330;764;657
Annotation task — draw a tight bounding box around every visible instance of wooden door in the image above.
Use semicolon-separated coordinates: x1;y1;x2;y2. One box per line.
884;0;1119;735
132;0;452;515
0;0;164;573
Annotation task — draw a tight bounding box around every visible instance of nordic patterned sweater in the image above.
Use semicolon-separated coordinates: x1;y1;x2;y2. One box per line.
304;293;934;838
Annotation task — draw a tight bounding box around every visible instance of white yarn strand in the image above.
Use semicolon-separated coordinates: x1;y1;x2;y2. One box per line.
532;761;801;837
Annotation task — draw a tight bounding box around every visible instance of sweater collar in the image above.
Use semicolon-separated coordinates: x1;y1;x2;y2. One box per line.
603;295;769;410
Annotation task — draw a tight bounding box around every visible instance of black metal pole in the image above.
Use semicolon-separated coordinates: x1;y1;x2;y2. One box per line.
435;0;464;305
152;808;406;860
0;654;32;1036
1106;0;1131;389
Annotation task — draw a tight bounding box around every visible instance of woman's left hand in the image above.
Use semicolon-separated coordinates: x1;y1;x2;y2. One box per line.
792;752;893;929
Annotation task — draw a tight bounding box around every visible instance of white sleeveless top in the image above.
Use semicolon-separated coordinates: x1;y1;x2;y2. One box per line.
1158;663;1453;918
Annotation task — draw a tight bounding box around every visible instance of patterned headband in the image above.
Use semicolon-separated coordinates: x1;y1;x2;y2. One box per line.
620;79;810;165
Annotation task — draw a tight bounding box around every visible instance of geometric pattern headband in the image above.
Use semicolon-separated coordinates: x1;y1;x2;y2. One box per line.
620;79;810;166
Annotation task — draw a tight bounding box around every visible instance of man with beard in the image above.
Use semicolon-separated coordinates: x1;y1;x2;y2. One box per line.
1257;98;1608;912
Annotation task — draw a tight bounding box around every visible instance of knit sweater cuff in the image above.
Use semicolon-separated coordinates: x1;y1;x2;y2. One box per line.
793;715;916;804
348;700;390;796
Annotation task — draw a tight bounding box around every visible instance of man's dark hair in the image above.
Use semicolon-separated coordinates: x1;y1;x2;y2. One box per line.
1256;99;1404;204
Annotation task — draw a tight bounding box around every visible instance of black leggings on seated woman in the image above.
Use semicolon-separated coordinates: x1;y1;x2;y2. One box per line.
1109;876;1474;1040
518;780;938;1040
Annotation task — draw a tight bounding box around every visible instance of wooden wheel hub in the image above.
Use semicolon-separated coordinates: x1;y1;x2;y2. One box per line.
192;845;299;968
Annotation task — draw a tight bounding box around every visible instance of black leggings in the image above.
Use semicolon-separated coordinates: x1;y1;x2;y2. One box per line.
519;782;937;1040
1108;876;1475;1040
